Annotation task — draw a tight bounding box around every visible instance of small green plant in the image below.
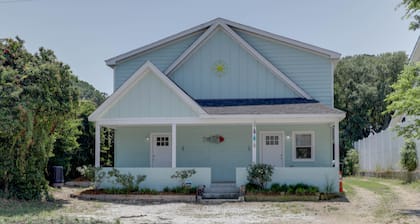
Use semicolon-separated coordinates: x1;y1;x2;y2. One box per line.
171;169;196;187
343;149;359;176
107;168;146;193
400;139;418;182
77;165;96;181
246;163;274;190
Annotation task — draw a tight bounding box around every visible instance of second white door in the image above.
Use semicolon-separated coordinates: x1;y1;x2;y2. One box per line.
261;132;284;167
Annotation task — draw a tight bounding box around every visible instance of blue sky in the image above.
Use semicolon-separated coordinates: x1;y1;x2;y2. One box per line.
0;0;418;94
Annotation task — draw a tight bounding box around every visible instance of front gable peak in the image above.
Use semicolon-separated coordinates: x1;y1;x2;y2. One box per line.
89;61;206;121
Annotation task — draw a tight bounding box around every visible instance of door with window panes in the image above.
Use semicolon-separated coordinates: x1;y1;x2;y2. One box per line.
151;134;171;167
261;132;284;167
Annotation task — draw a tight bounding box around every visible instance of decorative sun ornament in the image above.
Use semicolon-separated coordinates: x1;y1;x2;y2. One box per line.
212;60;227;77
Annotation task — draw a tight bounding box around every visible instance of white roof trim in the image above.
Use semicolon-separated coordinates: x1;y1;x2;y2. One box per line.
88;61;206;121
96;113;344;126
219;18;341;59
105;18;221;66
165;22;312;99
164;23;220;74
106;18;340;67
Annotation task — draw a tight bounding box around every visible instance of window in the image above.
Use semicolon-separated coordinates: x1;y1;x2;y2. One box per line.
156;136;169;146
293;131;314;161
265;135;279;145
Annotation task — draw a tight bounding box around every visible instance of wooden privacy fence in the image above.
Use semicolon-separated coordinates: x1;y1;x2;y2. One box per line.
354;129;420;172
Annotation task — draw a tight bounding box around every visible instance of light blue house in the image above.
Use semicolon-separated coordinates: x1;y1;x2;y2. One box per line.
89;18;345;192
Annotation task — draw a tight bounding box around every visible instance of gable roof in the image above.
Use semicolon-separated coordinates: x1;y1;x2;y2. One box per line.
105;18;340;67
165;22;312;99
88;61;206;121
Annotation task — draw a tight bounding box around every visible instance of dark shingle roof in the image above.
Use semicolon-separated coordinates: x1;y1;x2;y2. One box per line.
202;104;344;115
196;98;318;107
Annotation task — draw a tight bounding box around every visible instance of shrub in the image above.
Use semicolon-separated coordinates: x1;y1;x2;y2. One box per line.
171;169;196;186
76;165;95;181
270;183;281;193
344;149;359;176
400;140;418;182
107;168;146;192
246;163;274;190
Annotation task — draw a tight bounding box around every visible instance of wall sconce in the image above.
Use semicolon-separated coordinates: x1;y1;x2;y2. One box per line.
286;135;290;140
145;136;150;142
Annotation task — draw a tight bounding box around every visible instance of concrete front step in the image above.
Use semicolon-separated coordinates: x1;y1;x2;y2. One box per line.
202;182;240;199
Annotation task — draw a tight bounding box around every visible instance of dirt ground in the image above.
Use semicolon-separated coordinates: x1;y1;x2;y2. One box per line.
52;178;420;224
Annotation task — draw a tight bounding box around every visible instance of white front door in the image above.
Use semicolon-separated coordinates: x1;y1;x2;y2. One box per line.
261;132;284;167
151;133;171;167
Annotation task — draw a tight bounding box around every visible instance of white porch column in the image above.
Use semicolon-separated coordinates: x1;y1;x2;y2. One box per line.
334;121;339;168
95;123;100;168
171;124;177;168
252;121;257;164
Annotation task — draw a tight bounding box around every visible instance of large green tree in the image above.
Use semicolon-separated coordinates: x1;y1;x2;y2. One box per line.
0;38;79;199
399;0;420;30
385;63;420;140
334;52;407;154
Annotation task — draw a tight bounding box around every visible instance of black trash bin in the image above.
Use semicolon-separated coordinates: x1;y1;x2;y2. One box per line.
52;166;64;188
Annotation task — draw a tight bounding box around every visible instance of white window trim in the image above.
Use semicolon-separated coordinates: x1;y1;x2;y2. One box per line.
149;132;171;167
292;131;315;162
259;131;285;167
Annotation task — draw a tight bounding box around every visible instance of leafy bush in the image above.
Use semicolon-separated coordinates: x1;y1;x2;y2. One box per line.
400;140;418;182
107;168;146;193
171;169;196;186
401;140;418;172
344;149;359;176
76;165;96;181
246;163;274;190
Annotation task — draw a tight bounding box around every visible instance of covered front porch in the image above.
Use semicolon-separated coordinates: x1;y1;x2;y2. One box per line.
94;119;340;192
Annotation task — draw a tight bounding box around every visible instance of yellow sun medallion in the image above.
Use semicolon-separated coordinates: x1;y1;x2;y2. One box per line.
212;60;227;77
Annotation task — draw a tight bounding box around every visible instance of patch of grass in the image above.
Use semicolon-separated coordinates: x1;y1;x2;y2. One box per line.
345;177;398;220
343;182;355;198
0;198;117;224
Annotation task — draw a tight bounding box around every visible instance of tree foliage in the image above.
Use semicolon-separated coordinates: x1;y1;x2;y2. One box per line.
334;52;407;153
385;63;420;140
0;38;79;199
400;140;418;172
399;0;420;30
343;149;359;176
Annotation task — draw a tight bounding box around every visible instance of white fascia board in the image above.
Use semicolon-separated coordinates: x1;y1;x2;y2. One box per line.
219;23;312;99
220;18;341;60
165;23;220;74
105;19;220;67
96;113;345;126
88;61;206;121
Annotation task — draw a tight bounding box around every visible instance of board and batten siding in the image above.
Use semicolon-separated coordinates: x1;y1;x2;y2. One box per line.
103;71;197;118
113;32;203;90
171;29;299;99
235;29;333;106
114;126;171;167
256;124;333;167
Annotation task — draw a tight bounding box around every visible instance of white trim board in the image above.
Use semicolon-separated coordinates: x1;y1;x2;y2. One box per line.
106;17;340;67
88;61;206;121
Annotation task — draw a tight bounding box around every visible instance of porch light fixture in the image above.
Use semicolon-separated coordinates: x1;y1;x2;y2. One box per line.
145;136;150;142
286;135;290;140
